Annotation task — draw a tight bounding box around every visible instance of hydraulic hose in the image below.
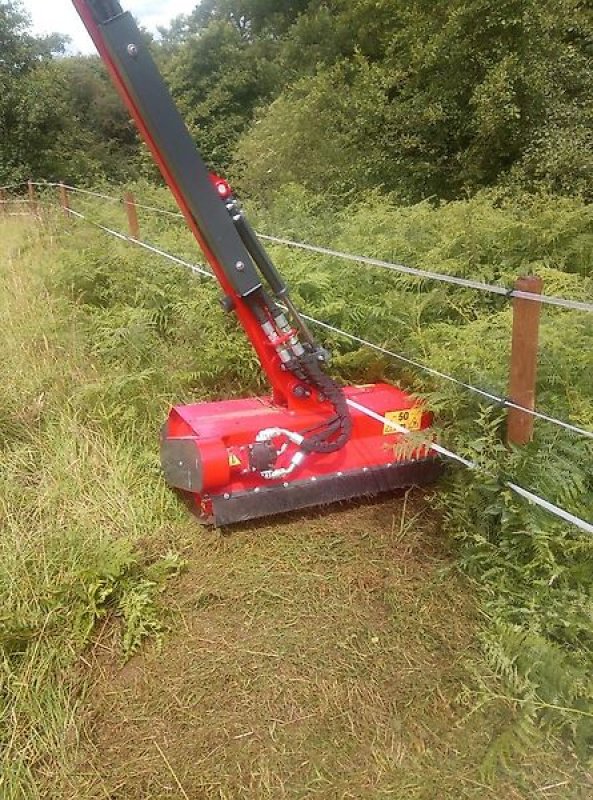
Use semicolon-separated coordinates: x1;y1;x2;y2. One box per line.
294;355;353;454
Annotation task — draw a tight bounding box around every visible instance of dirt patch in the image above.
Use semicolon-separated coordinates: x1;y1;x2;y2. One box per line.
65;495;590;799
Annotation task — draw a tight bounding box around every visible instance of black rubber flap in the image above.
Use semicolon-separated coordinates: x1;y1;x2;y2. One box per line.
210;458;442;526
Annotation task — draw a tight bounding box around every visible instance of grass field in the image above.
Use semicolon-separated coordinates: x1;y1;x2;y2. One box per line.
1;211;592;798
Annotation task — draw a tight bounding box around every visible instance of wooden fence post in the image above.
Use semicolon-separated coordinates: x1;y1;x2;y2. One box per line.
124;191;139;239
0;188;6;215
507;275;543;446
28;180;37;213
59;182;70;216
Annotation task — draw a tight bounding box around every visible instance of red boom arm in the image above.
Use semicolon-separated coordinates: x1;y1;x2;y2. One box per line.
72;0;313;409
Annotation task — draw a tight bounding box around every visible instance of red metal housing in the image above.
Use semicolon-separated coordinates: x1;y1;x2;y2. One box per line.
161;384;440;525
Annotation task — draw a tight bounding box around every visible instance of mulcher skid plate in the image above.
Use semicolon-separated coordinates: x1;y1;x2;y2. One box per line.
160;383;442;526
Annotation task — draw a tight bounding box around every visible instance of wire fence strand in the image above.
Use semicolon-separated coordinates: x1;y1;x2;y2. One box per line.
33;181;122;204
299;314;593;441
347;399;593;536
259;234;593;314
65;208;211;277
9;191;593;441
10;199;591;537
28;180;593;314
34;181;186;217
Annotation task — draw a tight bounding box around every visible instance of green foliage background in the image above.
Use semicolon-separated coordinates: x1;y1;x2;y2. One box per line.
1;0;593;788
2;0;593;200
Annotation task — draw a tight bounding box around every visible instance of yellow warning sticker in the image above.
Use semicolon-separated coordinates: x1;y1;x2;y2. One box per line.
228;453;242;468
383;408;423;435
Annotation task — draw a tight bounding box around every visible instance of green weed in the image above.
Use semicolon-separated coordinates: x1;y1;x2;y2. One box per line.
2;181;592;793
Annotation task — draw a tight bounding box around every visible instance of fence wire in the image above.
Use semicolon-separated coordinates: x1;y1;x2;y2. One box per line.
4;188;592;535
54;204;593;538
28;180;593;313
259;234;593;313
10;187;593;440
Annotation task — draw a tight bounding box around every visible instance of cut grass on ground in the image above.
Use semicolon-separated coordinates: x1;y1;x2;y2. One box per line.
71;505;592;799
1;216;591;799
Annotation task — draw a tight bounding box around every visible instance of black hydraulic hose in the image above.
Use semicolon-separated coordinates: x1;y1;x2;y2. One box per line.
296;356;353;454
243;266;351;455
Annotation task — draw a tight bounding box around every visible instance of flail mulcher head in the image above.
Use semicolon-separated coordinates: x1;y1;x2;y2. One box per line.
161;383;441;526
73;0;442;525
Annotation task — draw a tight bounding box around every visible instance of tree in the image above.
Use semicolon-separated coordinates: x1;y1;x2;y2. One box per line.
235;58;398;200
188;0;314;37
2;0;591;199
0;1;68;182
162;19;281;171
49;56;139;182
0;2;139;184
235;0;593;202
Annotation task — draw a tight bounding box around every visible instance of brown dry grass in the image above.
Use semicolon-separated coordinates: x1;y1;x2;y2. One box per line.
60;497;591;799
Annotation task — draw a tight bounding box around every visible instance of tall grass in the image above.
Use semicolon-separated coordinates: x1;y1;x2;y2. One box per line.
0;218;183;798
37;182;593;762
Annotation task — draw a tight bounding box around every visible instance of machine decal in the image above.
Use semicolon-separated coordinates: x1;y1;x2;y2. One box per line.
382;408;423;434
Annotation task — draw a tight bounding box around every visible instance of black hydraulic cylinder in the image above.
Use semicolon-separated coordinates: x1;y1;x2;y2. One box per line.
235;215;318;347
234;215;287;297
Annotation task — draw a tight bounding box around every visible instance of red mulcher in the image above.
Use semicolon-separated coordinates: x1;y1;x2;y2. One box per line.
73;1;442;525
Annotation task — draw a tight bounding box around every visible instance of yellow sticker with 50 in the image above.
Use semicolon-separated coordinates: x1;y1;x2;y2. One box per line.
383;407;423;435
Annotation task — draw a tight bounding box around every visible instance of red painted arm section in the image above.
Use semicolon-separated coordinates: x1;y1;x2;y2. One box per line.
71;1;299;406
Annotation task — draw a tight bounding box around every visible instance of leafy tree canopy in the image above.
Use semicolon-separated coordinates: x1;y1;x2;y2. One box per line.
1;0;592;202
